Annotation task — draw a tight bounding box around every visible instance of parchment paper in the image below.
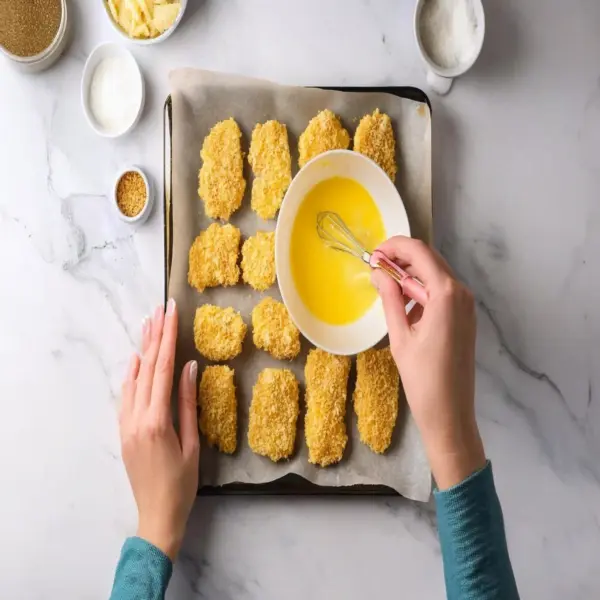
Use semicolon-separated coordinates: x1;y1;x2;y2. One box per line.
168;69;432;501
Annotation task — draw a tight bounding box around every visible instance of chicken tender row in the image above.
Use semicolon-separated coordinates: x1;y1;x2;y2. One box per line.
198;347;400;461
197;110;396;225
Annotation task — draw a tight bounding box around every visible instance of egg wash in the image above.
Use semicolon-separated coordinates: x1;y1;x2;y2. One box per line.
290;177;386;325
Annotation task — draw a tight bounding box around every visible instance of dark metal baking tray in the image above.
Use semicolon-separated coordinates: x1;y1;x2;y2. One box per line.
163;86;431;495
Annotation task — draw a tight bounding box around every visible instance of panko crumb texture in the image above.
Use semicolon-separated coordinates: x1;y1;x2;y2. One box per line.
249;121;292;220
241;231;276;291
353;347;400;454
193;305;247;361
198;365;237;454
354;109;397;181
248;368;299;462
198;118;246;220
298;109;351;168
252;297;301;360
188;223;241;293
304;348;351;467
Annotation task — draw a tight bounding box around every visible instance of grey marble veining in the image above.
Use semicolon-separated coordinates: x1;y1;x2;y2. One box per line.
1;0;599;598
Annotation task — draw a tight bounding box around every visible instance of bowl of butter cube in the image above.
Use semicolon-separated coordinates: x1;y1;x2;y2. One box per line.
103;0;186;44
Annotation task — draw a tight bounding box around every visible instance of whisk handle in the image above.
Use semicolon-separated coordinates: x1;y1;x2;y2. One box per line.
371;250;428;306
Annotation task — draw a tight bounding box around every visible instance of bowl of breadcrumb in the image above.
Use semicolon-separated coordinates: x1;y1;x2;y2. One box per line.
113;167;153;224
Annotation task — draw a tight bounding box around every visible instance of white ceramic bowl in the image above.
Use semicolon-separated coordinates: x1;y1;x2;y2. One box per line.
81;42;145;138
102;0;188;45
414;0;485;95
0;0;69;73
113;166;153;225
276;150;411;356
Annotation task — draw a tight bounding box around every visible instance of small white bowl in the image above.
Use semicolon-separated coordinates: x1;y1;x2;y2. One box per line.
414;0;485;95
276;150;411;356
113;167;153;225
81;42;145;138
102;0;188;46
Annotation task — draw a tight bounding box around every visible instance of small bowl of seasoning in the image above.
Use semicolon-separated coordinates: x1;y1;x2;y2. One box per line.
0;0;69;73
113;167;153;225
81;42;145;138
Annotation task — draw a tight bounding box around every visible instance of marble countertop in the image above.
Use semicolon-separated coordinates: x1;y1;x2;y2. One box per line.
1;0;599;598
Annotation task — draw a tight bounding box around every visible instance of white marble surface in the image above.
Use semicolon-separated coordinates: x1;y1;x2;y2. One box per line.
1;0;599;598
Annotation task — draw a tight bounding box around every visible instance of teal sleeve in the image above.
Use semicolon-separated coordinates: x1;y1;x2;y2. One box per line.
434;462;520;600
109;537;172;600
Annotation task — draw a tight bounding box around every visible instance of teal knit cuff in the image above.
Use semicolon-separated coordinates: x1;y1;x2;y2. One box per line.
110;537;173;600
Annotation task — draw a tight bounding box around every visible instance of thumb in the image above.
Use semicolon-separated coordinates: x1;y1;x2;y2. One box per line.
179;360;200;460
372;269;410;347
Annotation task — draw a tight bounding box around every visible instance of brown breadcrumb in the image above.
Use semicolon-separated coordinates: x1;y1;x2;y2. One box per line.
193;305;246;361
198;365;237;454
198;118;246;220
354;109;397;181
353;347;400;454
248;120;292;219
188;223;241;293
248;368;299;462
252;297;301;360
116;171;147;217
241;231;276;291
298;109;351;168
304;349;351;466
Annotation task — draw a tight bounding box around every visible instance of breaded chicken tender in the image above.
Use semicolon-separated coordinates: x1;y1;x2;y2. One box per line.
248;368;299;462
241;231;276;291
304;348;351;466
353;347;400;454
354;109;397;181
198;365;237;454
252;297;301;360
198;118;246;220
193;305;246;361
248;120;292;219
188;223;241;293
298;109;351;168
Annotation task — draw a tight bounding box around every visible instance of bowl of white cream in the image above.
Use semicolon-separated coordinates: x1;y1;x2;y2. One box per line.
414;0;485;95
81;42;145;138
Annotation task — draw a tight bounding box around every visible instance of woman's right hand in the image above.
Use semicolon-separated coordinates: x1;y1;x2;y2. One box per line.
371;237;486;490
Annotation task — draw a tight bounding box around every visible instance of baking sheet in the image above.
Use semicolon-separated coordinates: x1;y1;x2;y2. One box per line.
168;69;432;501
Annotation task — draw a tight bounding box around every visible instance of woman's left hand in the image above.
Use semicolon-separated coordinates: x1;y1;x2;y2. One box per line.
119;299;200;561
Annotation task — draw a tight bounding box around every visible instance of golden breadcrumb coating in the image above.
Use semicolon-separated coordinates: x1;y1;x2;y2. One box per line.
354;109;397;181
198;118;246;220
248;120;292;220
241;231;276;291
198;365;237;454
298;109;351;168
353;347;400;454
193;305;246;361
248;368;299;462
188;223;241;293
304;349;351;466
252;297;301;360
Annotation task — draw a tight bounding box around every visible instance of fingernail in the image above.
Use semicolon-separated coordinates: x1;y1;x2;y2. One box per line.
189;360;198;385
142;315;151;335
167;298;176;316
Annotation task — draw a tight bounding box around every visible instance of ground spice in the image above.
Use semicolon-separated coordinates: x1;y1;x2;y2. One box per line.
0;0;62;58
116;171;147;218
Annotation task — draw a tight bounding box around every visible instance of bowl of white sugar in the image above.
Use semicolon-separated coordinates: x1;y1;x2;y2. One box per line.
81;42;145;138
414;0;485;95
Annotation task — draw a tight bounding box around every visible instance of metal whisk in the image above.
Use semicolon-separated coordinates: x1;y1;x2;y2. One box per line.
316;211;427;306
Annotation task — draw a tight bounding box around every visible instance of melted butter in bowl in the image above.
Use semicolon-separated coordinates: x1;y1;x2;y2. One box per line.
276;150;411;356
290;177;385;325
